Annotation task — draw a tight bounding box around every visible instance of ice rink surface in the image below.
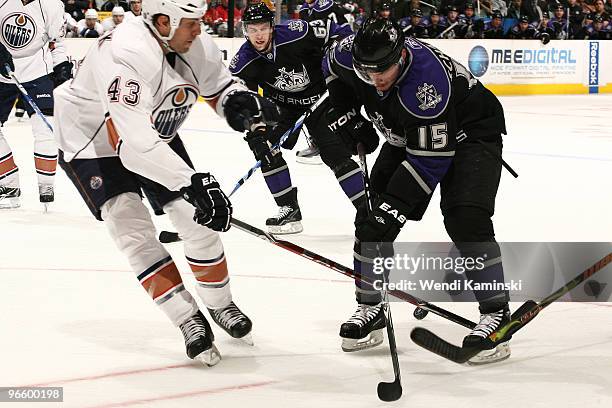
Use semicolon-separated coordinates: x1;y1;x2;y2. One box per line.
1;94;611;407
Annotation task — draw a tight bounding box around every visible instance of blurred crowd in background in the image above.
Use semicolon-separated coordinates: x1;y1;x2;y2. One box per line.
61;0;612;40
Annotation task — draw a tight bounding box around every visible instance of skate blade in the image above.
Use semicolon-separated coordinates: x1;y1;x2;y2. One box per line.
467;341;511;365
341;329;384;352
194;343;222;367
42;202;49;213
239;333;254;346
0;197;21;209
268;221;303;235
295;154;323;165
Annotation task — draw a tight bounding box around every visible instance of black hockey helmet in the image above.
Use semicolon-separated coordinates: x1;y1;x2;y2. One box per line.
352;17;406;84
242;2;274;26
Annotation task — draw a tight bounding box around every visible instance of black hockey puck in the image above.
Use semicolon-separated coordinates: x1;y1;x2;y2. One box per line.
413;307;429;320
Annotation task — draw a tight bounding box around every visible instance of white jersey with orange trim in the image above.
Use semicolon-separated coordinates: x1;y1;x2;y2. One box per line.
0;0;67;83
53;18;245;192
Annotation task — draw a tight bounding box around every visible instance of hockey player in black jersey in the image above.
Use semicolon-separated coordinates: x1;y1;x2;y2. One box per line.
230;3;370;234
506;15;539;39
296;0;351;163
324;18;512;364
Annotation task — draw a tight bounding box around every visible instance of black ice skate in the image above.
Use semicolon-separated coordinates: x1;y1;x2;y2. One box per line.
266;203;303;235
179;310;221;366
15;107;25;121
340;303;386;352
208;301;253;345
0;186;21;209
39;184;54;212
462;305;511;365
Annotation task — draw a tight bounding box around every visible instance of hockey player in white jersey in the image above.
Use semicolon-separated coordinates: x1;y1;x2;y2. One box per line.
102;7;125;32
76;8;105;38
53;0;280;366
0;0;72;209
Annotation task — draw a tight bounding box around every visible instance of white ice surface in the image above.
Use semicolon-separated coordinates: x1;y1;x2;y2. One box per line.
1;94;611;408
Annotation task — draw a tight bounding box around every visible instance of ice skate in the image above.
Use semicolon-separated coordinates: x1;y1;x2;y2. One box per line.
208;301;253;346
340;303;386;352
179;310;221;367
15;107;25;122
296;145;323;165
463;306;512;365
0;186;21;209
266;203;303;234
39;184;54;213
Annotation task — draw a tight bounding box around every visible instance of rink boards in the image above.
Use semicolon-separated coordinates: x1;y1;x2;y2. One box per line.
62;37;611;96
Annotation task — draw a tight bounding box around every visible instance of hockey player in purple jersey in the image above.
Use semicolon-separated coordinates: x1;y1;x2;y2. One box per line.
324;18;513;364
230;3;368;234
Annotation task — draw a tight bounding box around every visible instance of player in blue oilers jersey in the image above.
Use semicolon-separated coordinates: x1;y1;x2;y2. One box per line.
230;2;366;235
324;18;512;364
297;0;351;162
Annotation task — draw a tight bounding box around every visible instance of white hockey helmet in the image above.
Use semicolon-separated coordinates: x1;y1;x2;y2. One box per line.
85;9;98;20
142;0;207;42
112;6;125;16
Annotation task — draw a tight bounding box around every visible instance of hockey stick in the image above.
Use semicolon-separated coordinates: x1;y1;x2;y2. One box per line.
159;92;330;243
230;215;477;330
436;22;459;39
227;91;329;197
356;143;402;402
410;251;612;364
4;64;53;132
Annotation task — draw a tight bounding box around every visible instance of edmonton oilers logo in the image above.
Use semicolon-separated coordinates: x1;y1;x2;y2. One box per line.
152;85;199;140
1;13;36;49
468;46;489;78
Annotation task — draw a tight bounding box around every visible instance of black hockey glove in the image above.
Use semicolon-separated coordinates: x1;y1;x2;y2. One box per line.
223;90;280;133
0;42;15;80
244;127;275;166
326;107;379;155
540;32;551;45
180;173;232;232
355;194;408;244
52;60;74;87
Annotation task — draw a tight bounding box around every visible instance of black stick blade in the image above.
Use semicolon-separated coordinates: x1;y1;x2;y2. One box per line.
410;327;478;364
377;380;402;402
159;231;180;243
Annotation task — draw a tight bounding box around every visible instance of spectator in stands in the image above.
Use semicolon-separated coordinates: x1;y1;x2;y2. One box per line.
102;6;125;32
477;0;494;16
63;0;92;22
77;8;105;38
205;0;243;37
565;0;586;35
125;0;142;19
507;0;523;20
507;14;539;37
481;9;505;38
491;0;508;17
606;0;612;15
100;0;129;12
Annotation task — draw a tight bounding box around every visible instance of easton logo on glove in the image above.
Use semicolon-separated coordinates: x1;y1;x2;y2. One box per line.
378;201;407;225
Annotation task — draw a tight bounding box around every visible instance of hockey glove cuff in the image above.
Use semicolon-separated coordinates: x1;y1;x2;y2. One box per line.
223;90;280;132
355;194;408;244
245;128;275;166
0;42;15;80
52;61;74;87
